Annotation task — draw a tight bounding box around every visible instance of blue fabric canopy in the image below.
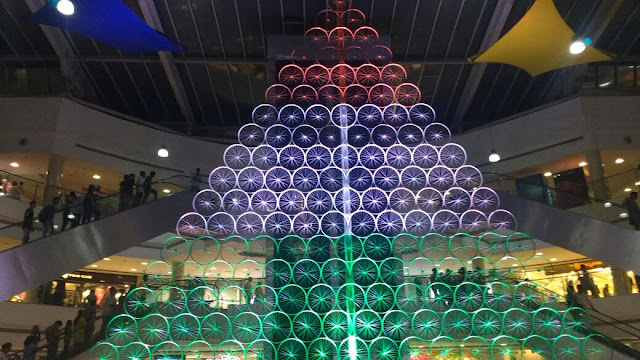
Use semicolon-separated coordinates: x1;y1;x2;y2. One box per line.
30;0;181;54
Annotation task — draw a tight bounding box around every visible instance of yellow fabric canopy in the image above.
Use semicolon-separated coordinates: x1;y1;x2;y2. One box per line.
472;0;613;76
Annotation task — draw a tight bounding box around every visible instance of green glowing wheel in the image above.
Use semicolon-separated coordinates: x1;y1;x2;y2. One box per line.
184;340;213;360
429;336;460;359
553;334;582;360
155;287;186;317
472;309;502;339
265;259;292;287
408;257;435;278
190;236;220;265
491;336;521;359
396;283;424;312
366;283;394;312
278;235;306;262
308;337;337;360
200;312;230;342
461;336;490;360
308;235;333;261
354;309;382;340
478;232;506;258
454;282;484;312
533;308;562;338
187;286;217;317
120;342;150;360
352;258;379;286
502;308;532;339
425;282;453;312
137;314;169;345
523;335;552;359
484;281;514;312
392;233;419;257
323;310;349;341
293;310;322;341
125;287;155;318
442;309;472;339
412;309;441;340
152;341;182;360
369;337;398;360
515;281;545;309
232;312;261;343
249;284;277;314
494;256;524;280
221;235;249;262
439;257;466;282
336;284;365;311
583;334;613;360
106;314;138;346
205;260;233;287
247;339;276;360
215;340;244;359
335;234;364;258
321;258;347;284
262;311;292;342
169;313;200;343
563;307;592;334
251;235;277;259
379;257;404;285
143;262;173;289
449;233;477;260
399;337;425;359
90;342;119;360
161;236;191;263
382;310;411;341
507;232;535;259
278;338;307;360
421;233;449;260
364;234;392;260
338;337;367;360
308;284;336;313
173;260;204;288
293;259;321;287
278;284;307;314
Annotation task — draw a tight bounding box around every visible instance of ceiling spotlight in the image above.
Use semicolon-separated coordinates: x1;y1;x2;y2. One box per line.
130;268;138;272
488;149;500;163
625;188;632;192
615;158;624;164
535;252;543;256
141;262;148;265
56;0;75;15
603;202;612;208
550;258;557;261
9;162;19;168
103;258;111;261
569;35;586;54
92;174;101;180
157;145;169;158
635;181;640;186
620;213;629;218
578;161;587;167
90;264;98;268
544;172;552;177
163;189;171;193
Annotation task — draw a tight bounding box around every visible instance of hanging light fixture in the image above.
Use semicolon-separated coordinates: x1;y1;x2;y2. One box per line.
488;149;500;163
569;35;590;54
56;0;75;15
157;145;169;158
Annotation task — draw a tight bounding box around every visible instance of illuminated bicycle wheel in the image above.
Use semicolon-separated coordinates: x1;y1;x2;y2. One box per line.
449;233;477;260
439;143;467;168
409;103;436;126
277;235;305;262
237;167;264;192
305;104;331;128
396;283;425;313
380;63;407;86
169;313;200;343
236;212;263;239
192;189;222;216
404;210;432;237
471;187;500;213
225;144;251;170
265;124;292;148
443;309;472;340
430;336;460;359
369;44;393;66
207;212;235;237
214;340;244;360
307;234;332;261
252;103;278;127
278;338;307;360
250;189;277;215
460;210;488;233
374;166;400;190
90;343;119;360
307;284;336;313
329;26;354;47
392;233;419;257
353;258;378;286
308;338;337;360
323;310;349;341
265;166;292;192
583;334;613;360
523;335;552;360
187;286;216;317
106;315;138;346
427;166;455;192
306;189;333;214
484;282;514;312
231;312;261;343
491;336;521;359
489;210;518;232
238;124;265;147
432;210;460;234
347;124;371;147
262;311;291;342
306;144;332;169
290;212;318;238
344;84;369;107
292;124;319;148
279;104;305;128
330;64;355;87
507;232;536;258
421;233;449;260
494;256;523;279
319;167;344;192
121;342;150;360
222;190;250;215
424;123;451;145
454;282;484;312
563;307;592;334
339;337;367;360
382;310;411;341
293;311;323;341
321;211;346;237
376;210;404;237
532;308;562;339
348;210;374;237
332;144;359;168
461;336;490;360
125;288;154;318
347;166;373;191
401;166;427;190
334;188;361;213
152;341;182;360
354;310;382;341
389;188;417;213
250;284;277;314
354;26;379;45
416;187;444;213
455;165;483;190
279;189;305;214
156;287;186;318
138;314;169;345
177;212;207;238
331;103;357;127
319;125;341;148
426;283;453;312
411;144;438;169
515;282;544;309
357;103;383;127
478;232;507;258
200;312;230;342
355;64;381;86
336;284;365;311
363;233;391;260
305;64;330;87
318;84;342;108
384;145;410;170
395;83;421;106
368;337;398;360
279;64;304;87
143;262;172;289
366;283;394;312
292;84;318;108
361;187;389;213
553;335;582;360
293;259;321;287
369;83;395;107
278;284;306;314
279;145;305;171
472;308;502;339
209;166;236;193
265;259;291;288
383;104;409;128
502;308;532;339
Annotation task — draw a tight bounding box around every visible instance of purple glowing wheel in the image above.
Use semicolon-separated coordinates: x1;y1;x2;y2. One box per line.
347;167;373;191
424;123;451;145
250;189;278;215
361;187;389;214
404;210;432;237
222;190;250;215
278;104;305;128
192;190;222;216
177;212;207;238
319;167;344;192
359;144;386;169
386;144;412;169
427;166;455;191
444;187;471;213
278;145;305;170
356;104;383;127
265;167;292;192
251;145;278;170
321;211;346;237
237;167;265;193
265;212;293;238
334;188;361;213
383;104;409;128
305;145;332;169
413;144;439;168
347;125;371;148
439;143;467;168
398;124;424;146
252;104;278;127
373;166;400;191
416;187;443;213
460;210;488;233
376;210;404;237
455;165;483;190
371;125;398;147
488;210;517;232
471;187;500;213
292;167;319;192
306;189;333;215
400;166;427;190
278;189;305;215
350;211;376;237
304;104;331;127
319;125;341;148
432;210;460;234
207;213;235;237
409;103;436;126
331;104;357;127
292;125;319;148
236;212;264;239
389;187;416;213
265;125;292;148
224;144;251;170
209;166;237;193
292;212;320;238
332;144;359;168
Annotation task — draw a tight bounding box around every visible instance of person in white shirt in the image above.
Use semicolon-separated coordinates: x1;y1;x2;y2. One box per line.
134;171;146;207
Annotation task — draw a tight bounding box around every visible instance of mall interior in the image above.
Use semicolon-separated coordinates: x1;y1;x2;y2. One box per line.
1;0;640;359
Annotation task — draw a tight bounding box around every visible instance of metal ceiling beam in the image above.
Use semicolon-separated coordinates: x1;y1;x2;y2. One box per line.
68;56;471;65
137;0;196;134
23;0;100;101
450;0;515;132
582;0;623;43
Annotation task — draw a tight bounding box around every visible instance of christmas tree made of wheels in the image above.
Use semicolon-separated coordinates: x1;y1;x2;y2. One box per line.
92;1;613;359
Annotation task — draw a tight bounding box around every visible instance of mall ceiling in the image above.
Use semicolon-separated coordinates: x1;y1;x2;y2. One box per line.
1;0;639;139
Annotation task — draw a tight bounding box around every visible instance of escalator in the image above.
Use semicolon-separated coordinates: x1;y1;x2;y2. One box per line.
0;176;196;301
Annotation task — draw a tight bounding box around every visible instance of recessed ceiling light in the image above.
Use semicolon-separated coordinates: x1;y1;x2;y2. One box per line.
578;161;587;167
604;202;612;208
615;158;624;164
91;264;98;268
242;268;249;271
625;188;632;192
535;252;543;256
550;258;557;261
130;268;137;272
544;172;552;177
141;262;148;265
103;258;111;261
163;189;170;193
9;162;19;168
635;181;640;186
92;174;101;179
620;213;629;218
211;267;217;270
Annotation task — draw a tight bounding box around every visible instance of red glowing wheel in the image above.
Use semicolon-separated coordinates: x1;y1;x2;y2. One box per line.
356;64;381;87
329;27;354;47
304;64;330;88
344;84;369;108
305;27;329;48
318;47;340;67
279;65;305;88
369;45;393;66
381;63;407;86
290;48;316;67
342;9;366;30
292;85;319;108
318;85;343;108
395;83;422;106
354;27;379;46
317;9;339;30
330;64;356;87
369;83;395;107
265;84;292;107
327;0;352;11
344;46;366;67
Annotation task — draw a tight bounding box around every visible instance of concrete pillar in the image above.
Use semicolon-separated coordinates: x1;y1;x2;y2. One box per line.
611;267;631;296
43;154;65;204
586;149;609;200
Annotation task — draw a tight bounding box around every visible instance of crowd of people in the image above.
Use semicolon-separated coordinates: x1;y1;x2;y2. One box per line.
0;180;25;200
